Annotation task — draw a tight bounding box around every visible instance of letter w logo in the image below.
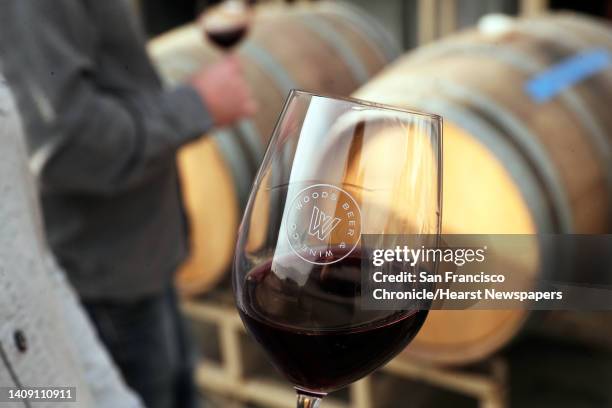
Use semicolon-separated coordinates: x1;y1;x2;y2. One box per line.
308;206;341;240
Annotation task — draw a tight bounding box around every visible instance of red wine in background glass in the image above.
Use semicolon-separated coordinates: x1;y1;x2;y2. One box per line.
238;250;428;394
206;25;249;49
202;0;251;50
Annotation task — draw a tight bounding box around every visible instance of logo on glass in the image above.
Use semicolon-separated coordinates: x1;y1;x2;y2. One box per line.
308;206;341;240
286;184;361;265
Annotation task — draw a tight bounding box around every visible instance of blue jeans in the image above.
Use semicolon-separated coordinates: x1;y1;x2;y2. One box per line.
83;285;197;408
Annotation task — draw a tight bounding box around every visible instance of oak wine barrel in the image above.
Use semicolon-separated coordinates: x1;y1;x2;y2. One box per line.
149;1;400;295
354;12;612;365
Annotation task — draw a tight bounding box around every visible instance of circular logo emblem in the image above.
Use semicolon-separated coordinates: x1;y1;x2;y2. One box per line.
285;184;361;265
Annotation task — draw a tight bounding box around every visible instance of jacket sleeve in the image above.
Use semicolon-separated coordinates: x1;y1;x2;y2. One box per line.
0;0;214;195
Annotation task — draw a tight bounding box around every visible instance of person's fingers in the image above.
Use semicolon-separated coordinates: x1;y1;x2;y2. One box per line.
224;53;238;62
225;55;241;71
239;88;252;103
244;99;257;116
189;57;257;126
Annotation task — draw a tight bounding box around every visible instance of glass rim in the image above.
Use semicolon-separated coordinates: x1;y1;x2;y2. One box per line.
289;89;443;122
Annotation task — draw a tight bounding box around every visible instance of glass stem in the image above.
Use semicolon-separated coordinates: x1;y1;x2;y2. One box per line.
296;390;323;408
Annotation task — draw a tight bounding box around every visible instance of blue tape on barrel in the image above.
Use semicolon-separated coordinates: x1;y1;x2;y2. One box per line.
525;48;612;103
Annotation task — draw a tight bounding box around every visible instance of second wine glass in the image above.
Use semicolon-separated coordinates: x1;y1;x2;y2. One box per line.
201;0;253;51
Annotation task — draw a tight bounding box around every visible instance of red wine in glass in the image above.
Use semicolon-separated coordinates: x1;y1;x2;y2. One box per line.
202;0;251;50
238;250;428;393
206;25;248;49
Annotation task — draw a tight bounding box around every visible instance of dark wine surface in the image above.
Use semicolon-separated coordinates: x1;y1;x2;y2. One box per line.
237;250;428;393
206;25;248;49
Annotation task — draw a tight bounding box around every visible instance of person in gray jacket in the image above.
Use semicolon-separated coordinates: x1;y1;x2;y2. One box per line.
0;77;142;408
0;1;255;407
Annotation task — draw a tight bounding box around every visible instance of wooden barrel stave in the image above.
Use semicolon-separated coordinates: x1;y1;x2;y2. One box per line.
421;67;578;232
396;25;610;233
485;15;612;190
314;1;402;63
513;18;612;184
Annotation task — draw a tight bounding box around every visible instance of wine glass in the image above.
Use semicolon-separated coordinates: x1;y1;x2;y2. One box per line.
200;0;253;51
233;90;442;407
